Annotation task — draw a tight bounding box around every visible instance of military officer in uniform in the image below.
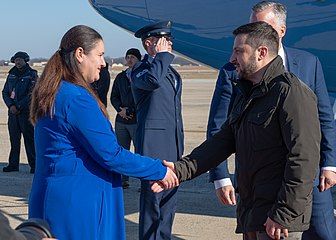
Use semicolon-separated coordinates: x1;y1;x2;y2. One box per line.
131;21;184;240
2;51;37;173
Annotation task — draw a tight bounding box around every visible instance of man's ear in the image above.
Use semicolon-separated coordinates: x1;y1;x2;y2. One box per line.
257;46;268;61
74;47;85;63
279;24;286;39
144;39;151;48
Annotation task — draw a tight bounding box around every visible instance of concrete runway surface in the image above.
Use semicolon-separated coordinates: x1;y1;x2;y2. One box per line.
0;68;335;239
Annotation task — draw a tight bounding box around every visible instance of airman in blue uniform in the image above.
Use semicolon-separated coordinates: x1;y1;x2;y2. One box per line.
131;21;184;240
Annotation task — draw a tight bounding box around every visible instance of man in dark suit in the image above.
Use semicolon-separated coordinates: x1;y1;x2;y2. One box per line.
207;2;336;239
131;21;184;240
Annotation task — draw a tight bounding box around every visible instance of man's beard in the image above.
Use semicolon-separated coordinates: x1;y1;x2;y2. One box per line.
238;54;258;80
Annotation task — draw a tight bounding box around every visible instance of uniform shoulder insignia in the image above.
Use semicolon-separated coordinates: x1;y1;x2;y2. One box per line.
136;69;149;78
132;60;150;79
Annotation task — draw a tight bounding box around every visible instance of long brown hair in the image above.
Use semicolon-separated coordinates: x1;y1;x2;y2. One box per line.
30;25;109;124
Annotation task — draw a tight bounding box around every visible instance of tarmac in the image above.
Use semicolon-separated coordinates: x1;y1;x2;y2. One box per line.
0;70;335;240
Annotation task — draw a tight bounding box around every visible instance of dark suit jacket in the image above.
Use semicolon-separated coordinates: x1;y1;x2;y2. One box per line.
131;53;184;162
208;47;336;182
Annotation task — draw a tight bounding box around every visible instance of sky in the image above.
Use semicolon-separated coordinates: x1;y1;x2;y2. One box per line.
1;0;143;60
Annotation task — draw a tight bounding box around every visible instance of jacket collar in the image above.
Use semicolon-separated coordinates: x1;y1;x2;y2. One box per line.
260;56;285;85
8;64;31;77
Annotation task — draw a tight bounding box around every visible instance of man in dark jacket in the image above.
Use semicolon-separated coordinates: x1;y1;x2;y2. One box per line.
131;21;184;240
208;2;336;239
2;51;37;173
155;22;320;240
111;48;141;189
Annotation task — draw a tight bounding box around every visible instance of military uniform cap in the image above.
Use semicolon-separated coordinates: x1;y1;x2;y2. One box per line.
11;51;30;63
134;21;172;40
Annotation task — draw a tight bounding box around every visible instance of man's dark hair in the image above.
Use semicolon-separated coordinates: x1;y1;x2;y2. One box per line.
233;21;279;56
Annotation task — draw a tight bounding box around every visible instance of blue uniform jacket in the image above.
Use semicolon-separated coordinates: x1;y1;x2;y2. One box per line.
208;47;336;182
29;81;167;240
131;53;184;161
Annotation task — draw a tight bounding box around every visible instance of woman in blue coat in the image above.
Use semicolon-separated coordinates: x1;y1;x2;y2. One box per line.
28;25;178;240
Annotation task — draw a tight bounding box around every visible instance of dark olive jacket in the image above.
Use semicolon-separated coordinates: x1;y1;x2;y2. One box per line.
0;212;25;240
175;56;320;233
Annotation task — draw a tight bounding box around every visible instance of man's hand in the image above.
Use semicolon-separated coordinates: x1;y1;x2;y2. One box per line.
118;107;130;119
216;185;236;205
155;37;171;53
151;160;178;193
163;160;175;171
264;217;288;240
9;105;19;115
319;170;336;191
161;165;179;189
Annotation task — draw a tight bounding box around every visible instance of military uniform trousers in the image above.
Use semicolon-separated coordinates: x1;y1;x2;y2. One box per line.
139;180;178;240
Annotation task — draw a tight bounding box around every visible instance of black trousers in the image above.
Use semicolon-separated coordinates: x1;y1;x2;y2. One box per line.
7;113;35;169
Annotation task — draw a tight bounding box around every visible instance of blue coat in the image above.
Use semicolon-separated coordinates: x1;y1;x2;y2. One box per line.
28;81;167;240
208;47;336;181
131;53;184;161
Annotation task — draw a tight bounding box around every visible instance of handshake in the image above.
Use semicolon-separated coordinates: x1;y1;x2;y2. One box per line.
151;160;179;193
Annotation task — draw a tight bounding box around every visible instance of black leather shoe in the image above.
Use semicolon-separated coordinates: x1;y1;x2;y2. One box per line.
3;165;19;172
